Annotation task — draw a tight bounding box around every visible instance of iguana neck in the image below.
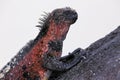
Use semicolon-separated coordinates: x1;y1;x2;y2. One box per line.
38;20;70;41
33;20;70;56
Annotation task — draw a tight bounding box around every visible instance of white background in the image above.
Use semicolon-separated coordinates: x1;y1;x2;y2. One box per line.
0;0;120;69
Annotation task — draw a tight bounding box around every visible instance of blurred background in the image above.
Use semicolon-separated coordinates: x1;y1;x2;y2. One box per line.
0;0;120;69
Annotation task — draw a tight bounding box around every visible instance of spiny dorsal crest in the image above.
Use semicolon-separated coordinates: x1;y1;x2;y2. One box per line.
36;12;50;31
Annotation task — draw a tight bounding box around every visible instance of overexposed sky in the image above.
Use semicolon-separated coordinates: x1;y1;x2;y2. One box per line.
0;0;120;69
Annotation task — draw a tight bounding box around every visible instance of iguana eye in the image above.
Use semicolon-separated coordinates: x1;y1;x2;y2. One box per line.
58;16;65;20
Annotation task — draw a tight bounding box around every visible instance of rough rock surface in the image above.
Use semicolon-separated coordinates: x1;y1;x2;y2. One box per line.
49;26;120;80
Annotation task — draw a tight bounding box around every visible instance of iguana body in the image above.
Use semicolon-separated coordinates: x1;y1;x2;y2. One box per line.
0;7;82;80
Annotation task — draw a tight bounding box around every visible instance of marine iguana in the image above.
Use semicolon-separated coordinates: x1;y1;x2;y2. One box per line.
0;7;84;80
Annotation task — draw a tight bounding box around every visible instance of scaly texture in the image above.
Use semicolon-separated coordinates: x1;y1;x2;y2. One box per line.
0;7;82;80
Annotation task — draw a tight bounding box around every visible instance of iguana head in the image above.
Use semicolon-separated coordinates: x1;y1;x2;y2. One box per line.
50;7;78;25
37;7;78;41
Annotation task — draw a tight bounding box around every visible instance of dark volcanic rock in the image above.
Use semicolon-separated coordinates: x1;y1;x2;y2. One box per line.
49;26;120;80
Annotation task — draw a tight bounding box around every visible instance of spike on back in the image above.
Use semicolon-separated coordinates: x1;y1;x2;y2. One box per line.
36;12;50;30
